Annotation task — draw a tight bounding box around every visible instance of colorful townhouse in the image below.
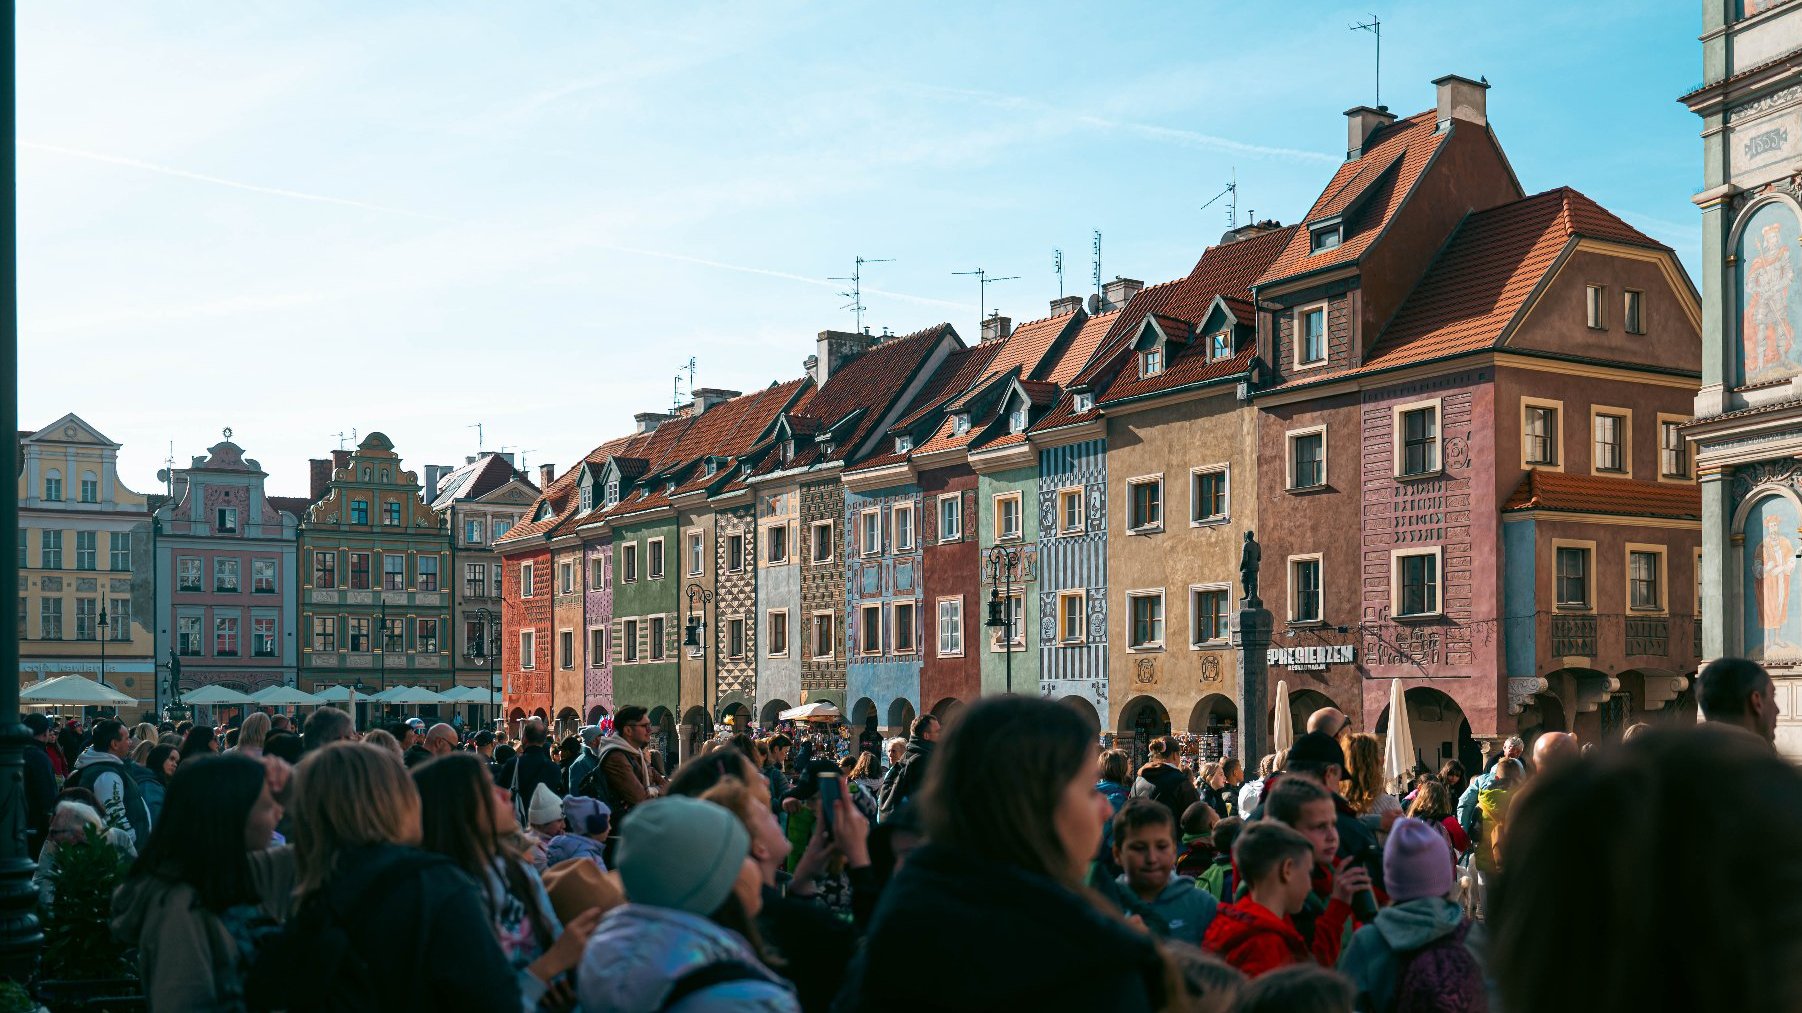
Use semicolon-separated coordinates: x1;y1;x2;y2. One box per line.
1248;77;1701;765
296;434;453;709
153;434;304;706
426;452;536;724
17;415;158;715
1681;0;1802;756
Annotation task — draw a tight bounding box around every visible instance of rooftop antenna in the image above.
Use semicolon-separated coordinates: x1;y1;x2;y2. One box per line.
1053;248;1065;299
1091;230;1103;304
1201;168;1238;229
165;441;176;498
686;356;697;394
467;423;484;452
951;269;1020;331
517;448;539;471
1350;14;1381;109
333;430;350;450
830;256;892;334
672;373;684;413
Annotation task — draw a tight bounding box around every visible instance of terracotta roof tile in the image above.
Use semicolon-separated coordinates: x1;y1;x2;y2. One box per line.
788;325;949;464
1044;310;1118;386
1099;347;1255;405
984;310;1080;382
1503;470;1700;520
894;341;1000;428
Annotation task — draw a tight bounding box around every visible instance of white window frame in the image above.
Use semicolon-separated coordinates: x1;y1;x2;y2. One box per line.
1521;397;1564;471
994;492;1023;542
860;508;882;557
893;601;917;655
623;619;640;662
1057;589;1086;645
937;596;964;657
859;604;883;656
768;609;790;658
647;537;666;580
1190;466;1229;525
590;556;606;590
1590;405;1632;477
727;616;747;659
589;625;607;662
893;503;915;552
726;532;746;573
811;611;836;660
1190;583;1231;647
1126;475;1164;533
1293;302;1329;368
1073;392;1094;413
559;560;575;595
1287;554;1324;625
989;592;1024;651
559;628;575;669
686;529;705;577
1626;543;1668;615
520;562;535;598
520;630;536;670
1624;288;1646;335
1286;426;1328;491
1393;399;1442;479
1390;547;1444;619
938;493;962;541
810;520;835;564
765;523;790;565
1208;330;1232;361
1056;487;1084;535
1140;345;1163;378
1126;589;1166;652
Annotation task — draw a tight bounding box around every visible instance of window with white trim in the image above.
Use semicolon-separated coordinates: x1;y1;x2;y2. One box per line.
1398;403;1440;477
1556;546;1591;608
728;617;747;659
648;538;665;580
1128;477;1163;531
560;630;575;669
812;612;835;659
811;521;834;564
766;524;789;564
1191;586;1229;646
727;532;746;572
1524;402;1561;467
860;509;882;556
687;531;704;576
623;619;639;662
995;493;1023;541
521;562;535;597
990;592;1024;650
1660;420;1689;479
1289;556;1322;623
520;630;536;669
1296;305;1327;365
590;626;607;661
1208;331;1231;361
860;604;882;656
1128;591;1165;650
1624;289;1645;335
1288;429;1326;490
938;494;962;541
1058;590;1085;644
1140;346;1163;378
893;504;915;551
1586;284;1606;329
1058;488;1084;534
1629;547;1664;612
937;597;964;656
621;544;637;583
1191;468;1228;524
1394;549;1441;617
769;610;789;657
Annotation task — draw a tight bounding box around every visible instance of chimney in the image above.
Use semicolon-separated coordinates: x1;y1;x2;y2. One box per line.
309;459;334;501
1433;74;1488;130
1102;277;1144;311
1050;295;1084;317
634;412;671;434
423;464;450;502
498;451;516;467
980;314;1012;343
1344;105;1397;159
465;456;477;465
814;330;879;386
1220;219;1286;245
539;463;556;488
689;388;742;416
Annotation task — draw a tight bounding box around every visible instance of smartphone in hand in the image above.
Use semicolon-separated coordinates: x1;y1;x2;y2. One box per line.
816;770;841;840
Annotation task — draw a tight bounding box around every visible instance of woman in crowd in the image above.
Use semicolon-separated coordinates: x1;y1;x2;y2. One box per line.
234;713;271;759
578;796;799;1012
1404;778;1470;862
1438;759;1468;803
1341;733;1401;822
179;725;220;761
1491;724;1802;1013
1096;748;1132;875
1237;750;1286;816
134;743;180;825
838;753;880;822
248;742;521;1009
837;695;1173;1012
361;728;403;758
845;750;882;803
1196;760;1234;819
413;752;598;1010
111;754;289;1011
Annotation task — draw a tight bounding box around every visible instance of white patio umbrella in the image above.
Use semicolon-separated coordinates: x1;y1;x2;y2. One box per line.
20;675;135;707
365;685;410;703
250;685;322;707
394;686;451;705
1272;680;1294;755
311;685;356;703
180;684;254;705
778;702;841;722
1383;679;1417;792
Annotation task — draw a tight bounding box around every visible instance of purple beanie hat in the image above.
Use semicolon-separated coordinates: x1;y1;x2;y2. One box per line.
1384;817;1455;902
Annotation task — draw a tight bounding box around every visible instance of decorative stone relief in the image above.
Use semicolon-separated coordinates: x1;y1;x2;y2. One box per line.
1507;676;1548;715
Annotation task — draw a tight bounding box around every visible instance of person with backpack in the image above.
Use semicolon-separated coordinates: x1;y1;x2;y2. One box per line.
586;706;657;820
565;725;604;799
1338;818;1485;1012
1197;817;1243;903
68;718;153;849
578;796;800;1012
498;717;564;821
111;754;290;1012
245;742;521;1011
1130;736;1201;828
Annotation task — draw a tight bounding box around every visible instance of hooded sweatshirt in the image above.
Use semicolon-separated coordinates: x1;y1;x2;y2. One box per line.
1337;897;1477;1013
1201;897;1310;978
577;904;798;1013
70;747;151;848
1113;872;1219;945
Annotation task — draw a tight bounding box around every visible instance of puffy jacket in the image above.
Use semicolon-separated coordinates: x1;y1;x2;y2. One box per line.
1130;761;1200;827
69;748;152;848
1338;897;1479;1013
1096;779;1130;862
1201;898;1310;978
1113;873;1218;945
577;904;798;1013
545;833;608;869
876;739;933;820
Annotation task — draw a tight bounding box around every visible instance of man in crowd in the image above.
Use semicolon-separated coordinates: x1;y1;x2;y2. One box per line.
566;725;603;798
301;706;356;753
1458;735;1525;840
1306;706;1352;740
270;713;292;735
591;707;658;820
878;713;939;821
499;717;564;816
417;723;458;763
473;729;499;774
67;718;152;848
1131;735;1201;827
1531;730;1580;776
1700;656;1780;747
21;714;56;858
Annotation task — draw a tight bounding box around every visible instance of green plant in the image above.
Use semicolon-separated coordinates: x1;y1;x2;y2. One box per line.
0;980;36;1013
40;827;132;982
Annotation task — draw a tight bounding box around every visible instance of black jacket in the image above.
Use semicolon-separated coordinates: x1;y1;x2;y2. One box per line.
1131;761;1200;827
23;742;54;856
834;843;1166;1012
876;739;933;820
1198;780;1234;819
761;881;859;1013
497;744;563;804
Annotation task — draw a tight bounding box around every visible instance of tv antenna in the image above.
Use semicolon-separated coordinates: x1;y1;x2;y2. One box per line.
1350;14;1381;109
333;429;357;450
1201;168;1237;229
830;256;892;334
1091;230;1103;304
467;423;484;451
516;448;540;471
951;269;1019;330
1053;249;1065;299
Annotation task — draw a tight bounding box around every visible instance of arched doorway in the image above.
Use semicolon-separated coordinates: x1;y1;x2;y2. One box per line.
1118;695;1171;768
507;707;526;737
555;707;581;738
929;697;962;721
1273;689;1336;741
888;698;917;737
1061;696;1102;736
1187;694;1238;761
647;706;677;762
1375;687;1478;776
850;697;878;731
761;699;792;728
586;703;609;725
680;706;711;761
1516;689;1568;744
720;701;751;730
532;707;548;722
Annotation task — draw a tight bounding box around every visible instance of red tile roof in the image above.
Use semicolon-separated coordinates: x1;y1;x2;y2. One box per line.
1256;111;1446;287
893;341;1000;429
1099;347;1255;405
267;495;315;519
1502;470;1701;520
984;310;1081;383
1044;310;1118;386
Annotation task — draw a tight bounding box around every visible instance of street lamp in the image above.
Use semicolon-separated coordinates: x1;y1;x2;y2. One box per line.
374;604;389;694
96;606;109;688
684;582;714;737
470;607;499;727
984;545;1021;695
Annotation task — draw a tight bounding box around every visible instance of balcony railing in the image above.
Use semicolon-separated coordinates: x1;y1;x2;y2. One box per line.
1550;613;1597;657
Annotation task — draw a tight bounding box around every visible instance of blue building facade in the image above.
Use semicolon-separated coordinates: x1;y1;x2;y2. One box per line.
844;483;924;734
1035;436;1109;721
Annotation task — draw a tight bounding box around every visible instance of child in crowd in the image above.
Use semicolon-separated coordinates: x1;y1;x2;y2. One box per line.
1176;801;1220;878
1197;816;1243;902
1201;820;1315;977
1472;757;1522;918
1110;799;1218;945
545;795;611;869
1338;817;1486;1012
1163;943;1245;1013
1233;964;1355;1013
1263;777;1368;967
523;783;565;872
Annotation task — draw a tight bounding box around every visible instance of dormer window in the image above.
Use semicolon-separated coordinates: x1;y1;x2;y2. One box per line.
1073;392;1094;413
1209;332;1231;361
1009;408;1027;433
952;415;970;435
534;502;553;521
580;484;593;512
1140;347;1164;378
895;435;913;454
1310;226;1342;252
783;440;796;462
605;480;619;506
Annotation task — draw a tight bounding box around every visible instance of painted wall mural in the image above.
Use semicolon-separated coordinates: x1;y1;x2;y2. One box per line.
1744;494;1802;660
1739;201;1802;386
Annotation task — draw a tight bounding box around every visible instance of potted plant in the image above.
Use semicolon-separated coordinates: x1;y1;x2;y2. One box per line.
36;826;141;1010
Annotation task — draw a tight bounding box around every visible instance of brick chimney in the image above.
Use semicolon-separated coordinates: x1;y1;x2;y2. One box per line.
1050;295;1084;316
1433;74;1489;131
538;463;556;488
309;459;333;501
980;314;1012;343
814;330;879;386
331;449;351;470
689;388;742;416
1102;277;1144;312
1344;105;1397;159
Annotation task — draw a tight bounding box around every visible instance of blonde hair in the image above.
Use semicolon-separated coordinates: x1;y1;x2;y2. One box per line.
292;743;421;899
362;728;402;758
238;712;272;751
130;739;155;765
134;722;158;743
1198;760;1223;786
1343;733;1386;813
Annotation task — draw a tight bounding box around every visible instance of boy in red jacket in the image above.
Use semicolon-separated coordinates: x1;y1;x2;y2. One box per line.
1201;820;1314;977
1263;775;1371;967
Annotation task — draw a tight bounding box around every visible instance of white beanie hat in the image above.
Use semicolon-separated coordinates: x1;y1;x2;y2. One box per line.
527;782;564;826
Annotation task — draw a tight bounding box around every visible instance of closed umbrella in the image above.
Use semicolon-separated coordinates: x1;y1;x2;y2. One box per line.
20;675;135;707
1384;679;1417;793
181;684;254;705
1272;680;1294;755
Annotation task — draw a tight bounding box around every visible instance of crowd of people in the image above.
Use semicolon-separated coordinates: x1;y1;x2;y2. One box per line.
11;653;1794;1011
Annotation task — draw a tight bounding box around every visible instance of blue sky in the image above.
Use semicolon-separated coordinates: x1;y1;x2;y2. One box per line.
19;0;1704;497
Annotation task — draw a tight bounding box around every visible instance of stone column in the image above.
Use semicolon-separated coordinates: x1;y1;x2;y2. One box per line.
1233;603;1274;765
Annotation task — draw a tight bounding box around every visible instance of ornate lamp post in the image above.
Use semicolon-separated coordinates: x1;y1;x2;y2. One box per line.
96;605;109;689
983;545;1022;695
683;582;714;738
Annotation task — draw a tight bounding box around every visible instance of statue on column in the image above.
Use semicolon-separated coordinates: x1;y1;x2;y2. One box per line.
1239;531;1262;606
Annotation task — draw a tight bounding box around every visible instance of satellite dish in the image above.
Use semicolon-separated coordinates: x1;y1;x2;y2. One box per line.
156;469;169;483
1087;293;1102;313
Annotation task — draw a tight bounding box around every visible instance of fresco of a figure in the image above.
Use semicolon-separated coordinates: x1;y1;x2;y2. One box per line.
1745;496;1802;658
1740;202;1802;385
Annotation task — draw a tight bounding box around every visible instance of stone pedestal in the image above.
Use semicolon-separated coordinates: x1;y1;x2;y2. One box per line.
1233;602;1274;765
